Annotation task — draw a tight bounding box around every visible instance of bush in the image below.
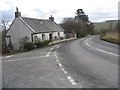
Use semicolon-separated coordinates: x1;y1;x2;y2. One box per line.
34;40;50;48
43;40;50;46
77;33;86;38
23;42;35;51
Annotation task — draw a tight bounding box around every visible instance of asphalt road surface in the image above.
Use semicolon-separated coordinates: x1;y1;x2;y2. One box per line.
2;35;119;88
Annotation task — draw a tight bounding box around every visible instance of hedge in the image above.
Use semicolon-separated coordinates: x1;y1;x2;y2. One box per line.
23;42;35;51
34;40;50;48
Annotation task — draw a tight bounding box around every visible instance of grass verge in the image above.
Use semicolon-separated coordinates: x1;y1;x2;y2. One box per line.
2;38;78;56
100;34;120;45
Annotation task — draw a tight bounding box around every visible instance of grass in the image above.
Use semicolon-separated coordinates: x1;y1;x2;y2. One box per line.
100;32;120;44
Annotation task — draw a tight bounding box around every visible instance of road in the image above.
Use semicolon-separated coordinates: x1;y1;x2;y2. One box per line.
2;35;119;88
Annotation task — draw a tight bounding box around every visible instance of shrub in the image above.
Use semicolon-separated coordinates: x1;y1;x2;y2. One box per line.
60;37;64;40
34;42;43;48
34;40;50;48
23;42;34;51
77;33;86;38
43;40;50;46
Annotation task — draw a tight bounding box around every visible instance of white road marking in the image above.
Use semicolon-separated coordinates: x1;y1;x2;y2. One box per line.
56;44;62;49
58;63;62;67
3;56;44;62
53;50;78;86
61;68;67;74
56;59;59;63
85;36;119;57
46;45;58;57
50;47;54;51
56;56;58;59
54;54;57;57
85;42;90;46
96;48;119;56
67;76;77;85
46;51;51;57
3;55;14;58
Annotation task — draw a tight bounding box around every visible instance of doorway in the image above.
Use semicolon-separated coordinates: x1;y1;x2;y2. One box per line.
49;34;53;42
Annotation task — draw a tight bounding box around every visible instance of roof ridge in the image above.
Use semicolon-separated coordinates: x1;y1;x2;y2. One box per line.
22;17;49;21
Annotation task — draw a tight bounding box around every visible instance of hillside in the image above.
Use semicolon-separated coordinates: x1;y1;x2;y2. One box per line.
93;20;117;31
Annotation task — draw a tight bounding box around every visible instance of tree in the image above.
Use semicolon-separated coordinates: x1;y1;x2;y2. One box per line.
60;9;95;38
1;16;11;48
75;9;89;23
75;9;90;37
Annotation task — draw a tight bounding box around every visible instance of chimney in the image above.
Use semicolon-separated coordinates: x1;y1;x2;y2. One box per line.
49;15;54;21
15;7;21;18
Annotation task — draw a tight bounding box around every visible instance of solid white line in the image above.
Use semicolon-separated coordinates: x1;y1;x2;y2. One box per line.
3;58;25;62
3;56;44;62
85;36;119;57
3;55;14;58
67;76;77;85
96;48;119;56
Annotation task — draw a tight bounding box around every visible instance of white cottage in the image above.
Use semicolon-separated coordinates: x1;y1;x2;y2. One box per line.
6;8;65;50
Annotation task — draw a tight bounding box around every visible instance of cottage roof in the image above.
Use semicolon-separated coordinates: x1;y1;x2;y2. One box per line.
21;17;64;33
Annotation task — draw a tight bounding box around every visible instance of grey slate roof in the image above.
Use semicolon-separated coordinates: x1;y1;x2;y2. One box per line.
21;17;64;33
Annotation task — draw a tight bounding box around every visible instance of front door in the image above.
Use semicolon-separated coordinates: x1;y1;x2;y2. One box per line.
49;34;53;42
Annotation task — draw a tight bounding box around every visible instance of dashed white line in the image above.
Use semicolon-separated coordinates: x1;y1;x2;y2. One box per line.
56;44;62;49
46;51;51;57
67;76;77;85
58;63;62;67
54;46;77;86
61;68;67;74
85;42;90;46
56;59;59;63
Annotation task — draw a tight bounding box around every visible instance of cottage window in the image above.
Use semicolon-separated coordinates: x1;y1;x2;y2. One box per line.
42;34;45;41
58;32;60;38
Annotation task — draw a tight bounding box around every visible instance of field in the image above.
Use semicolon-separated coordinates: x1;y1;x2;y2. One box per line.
93;20;117;31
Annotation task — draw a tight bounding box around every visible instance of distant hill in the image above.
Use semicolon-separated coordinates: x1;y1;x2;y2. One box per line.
93;20;117;31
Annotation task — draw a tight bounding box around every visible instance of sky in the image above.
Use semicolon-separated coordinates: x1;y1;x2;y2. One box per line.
0;0;119;24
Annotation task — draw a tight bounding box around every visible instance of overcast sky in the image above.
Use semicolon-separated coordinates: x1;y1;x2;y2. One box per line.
0;0;119;23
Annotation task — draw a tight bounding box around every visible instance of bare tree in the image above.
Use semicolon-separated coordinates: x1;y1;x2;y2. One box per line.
1;16;11;47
